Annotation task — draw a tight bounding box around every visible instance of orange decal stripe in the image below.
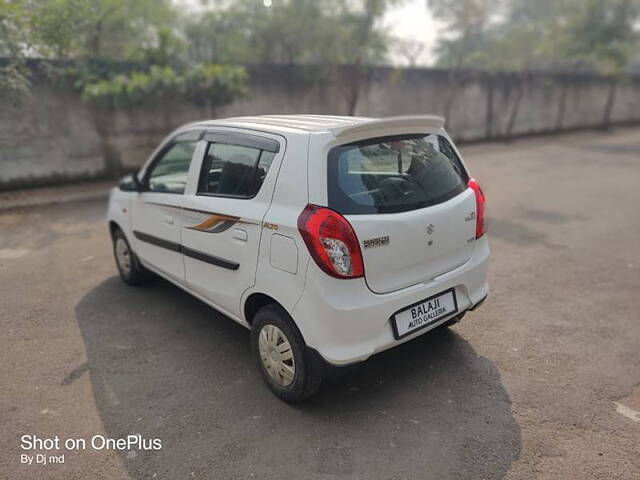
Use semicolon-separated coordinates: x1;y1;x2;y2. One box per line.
191;214;239;231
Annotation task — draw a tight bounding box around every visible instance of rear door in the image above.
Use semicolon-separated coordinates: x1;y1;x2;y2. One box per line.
181;130;284;318
326;133;476;294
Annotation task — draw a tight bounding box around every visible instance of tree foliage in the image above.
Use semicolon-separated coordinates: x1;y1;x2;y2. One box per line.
71;64;248;111
0;0;254;109
183;0;400;65
0;0;32;102
19;0;175;59
429;0;640;73
1;0;400;65
5;0;639;78
1;0;400;105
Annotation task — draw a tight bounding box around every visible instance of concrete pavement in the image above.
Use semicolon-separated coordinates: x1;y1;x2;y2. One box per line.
0;179;114;212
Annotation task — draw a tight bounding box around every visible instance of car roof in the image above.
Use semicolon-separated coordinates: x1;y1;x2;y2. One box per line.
195;114;373;134
192;114;445;137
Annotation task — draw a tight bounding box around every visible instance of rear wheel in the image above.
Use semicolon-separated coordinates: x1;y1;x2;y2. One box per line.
251;304;322;403
112;228;150;285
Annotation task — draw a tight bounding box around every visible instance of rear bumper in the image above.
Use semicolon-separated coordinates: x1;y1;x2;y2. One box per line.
292;235;489;366
469;292;488;311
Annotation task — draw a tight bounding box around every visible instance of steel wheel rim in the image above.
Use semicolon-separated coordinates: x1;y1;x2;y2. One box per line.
258;324;295;387
115;238;132;274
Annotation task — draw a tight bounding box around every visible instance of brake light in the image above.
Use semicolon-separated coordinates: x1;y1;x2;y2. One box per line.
297;205;364;279
468;178;486;238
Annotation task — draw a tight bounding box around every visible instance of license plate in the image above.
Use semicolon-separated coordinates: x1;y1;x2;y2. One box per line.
391;288;458;339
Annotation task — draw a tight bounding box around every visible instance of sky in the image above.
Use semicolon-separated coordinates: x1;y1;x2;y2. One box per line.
383;0;438;65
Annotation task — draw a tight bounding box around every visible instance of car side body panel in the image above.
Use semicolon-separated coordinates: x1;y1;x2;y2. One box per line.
107;188;132;236
241;131;312;324
179;128;287;321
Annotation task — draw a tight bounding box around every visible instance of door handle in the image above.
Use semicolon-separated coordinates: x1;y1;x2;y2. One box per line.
232;228;248;242
164;215;174;225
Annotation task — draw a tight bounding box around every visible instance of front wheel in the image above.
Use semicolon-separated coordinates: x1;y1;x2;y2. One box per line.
251;304;322;403
112;228;150;285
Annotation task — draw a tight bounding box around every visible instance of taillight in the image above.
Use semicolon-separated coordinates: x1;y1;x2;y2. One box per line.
297;205;364;279
468;178;486;238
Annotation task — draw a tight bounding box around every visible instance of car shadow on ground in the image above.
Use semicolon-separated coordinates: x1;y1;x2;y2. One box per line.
75;276;520;479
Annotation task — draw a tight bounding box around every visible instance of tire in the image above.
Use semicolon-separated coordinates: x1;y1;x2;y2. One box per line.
112;227;150;286
251;304;322;403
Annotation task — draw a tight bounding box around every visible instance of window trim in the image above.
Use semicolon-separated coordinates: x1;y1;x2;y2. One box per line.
327;133;469;215
141;130;203;195
196;133;278;200
202;131;279;153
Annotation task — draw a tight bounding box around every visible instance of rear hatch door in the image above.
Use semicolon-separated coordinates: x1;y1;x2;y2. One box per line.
327;132;476;294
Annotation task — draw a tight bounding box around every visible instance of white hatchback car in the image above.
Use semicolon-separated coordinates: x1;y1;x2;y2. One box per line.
108;115;489;402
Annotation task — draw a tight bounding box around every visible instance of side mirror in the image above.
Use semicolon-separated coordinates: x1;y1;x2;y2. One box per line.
119;173;143;192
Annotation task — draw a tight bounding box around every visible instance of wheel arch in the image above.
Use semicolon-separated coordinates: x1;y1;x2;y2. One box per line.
243;292;314;354
244;292;282;325
108;220;122;238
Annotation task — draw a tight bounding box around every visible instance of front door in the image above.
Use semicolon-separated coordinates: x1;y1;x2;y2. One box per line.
131;131;200;283
181;130;283;318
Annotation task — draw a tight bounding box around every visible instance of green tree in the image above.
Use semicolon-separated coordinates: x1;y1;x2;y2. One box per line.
3;0;176;60
552;0;640;74
134;27;187;67
184;8;252;64
0;0;31;103
429;0;640;73
428;0;502;69
182;0;401;114
183;0;400;66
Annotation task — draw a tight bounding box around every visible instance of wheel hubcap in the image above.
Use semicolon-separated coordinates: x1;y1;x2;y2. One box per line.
258;324;295;387
115;238;132;274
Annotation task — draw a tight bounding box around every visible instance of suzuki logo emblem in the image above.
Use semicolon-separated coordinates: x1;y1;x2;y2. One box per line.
426;224;435;235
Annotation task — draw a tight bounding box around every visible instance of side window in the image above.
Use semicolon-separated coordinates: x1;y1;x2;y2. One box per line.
198;142;276;198
147;140;197;194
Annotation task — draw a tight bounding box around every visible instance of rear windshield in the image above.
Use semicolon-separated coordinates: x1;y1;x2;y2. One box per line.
328;133;468;214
